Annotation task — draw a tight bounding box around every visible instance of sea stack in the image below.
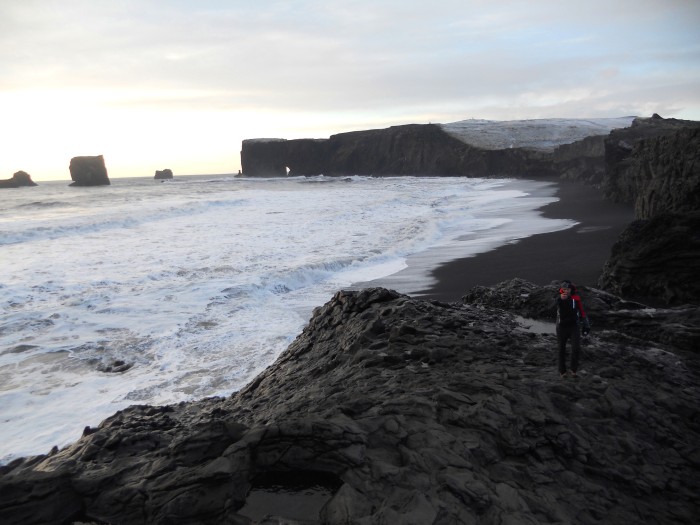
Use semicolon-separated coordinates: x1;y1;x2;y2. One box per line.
0;171;37;188
154;169;173;180
69;155;111;186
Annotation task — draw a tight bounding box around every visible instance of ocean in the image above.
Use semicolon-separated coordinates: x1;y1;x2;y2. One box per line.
0;174;573;464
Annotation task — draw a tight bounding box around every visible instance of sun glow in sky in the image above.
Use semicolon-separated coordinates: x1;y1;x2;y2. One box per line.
1;0;699;181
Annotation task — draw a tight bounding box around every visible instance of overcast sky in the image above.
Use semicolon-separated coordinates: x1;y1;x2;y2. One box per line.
2;0;699;181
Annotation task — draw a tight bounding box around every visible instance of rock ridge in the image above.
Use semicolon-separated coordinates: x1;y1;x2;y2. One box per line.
1;284;698;524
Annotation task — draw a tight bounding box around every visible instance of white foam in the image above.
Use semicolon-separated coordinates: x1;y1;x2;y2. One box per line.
0;175;572;463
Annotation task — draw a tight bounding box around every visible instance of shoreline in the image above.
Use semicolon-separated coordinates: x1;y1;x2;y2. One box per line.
415;180;635;302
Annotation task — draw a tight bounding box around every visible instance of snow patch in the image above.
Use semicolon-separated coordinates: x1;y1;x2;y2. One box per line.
440;117;636;152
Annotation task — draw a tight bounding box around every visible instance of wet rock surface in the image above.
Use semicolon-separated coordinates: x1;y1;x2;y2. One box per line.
1;285;698;524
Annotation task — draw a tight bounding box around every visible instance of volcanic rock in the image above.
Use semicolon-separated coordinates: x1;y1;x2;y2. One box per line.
0;171;37;188
240;118;633;179
1;285;698;524
155;169;173;180
602;119;700;217
598;212;700;306
597;118;700;304
69;155;110;186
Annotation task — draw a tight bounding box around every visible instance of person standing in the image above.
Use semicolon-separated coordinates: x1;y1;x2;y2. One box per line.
555;283;584;377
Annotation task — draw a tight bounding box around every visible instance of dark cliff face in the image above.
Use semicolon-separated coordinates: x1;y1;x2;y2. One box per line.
603;124;700;218
597;118;700;305
241;124;553;178
603;116;700;213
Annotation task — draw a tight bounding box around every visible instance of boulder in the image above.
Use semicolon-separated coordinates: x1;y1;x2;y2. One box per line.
154;169;173;180
1;285;698;524
69;156;110;186
0;171;37;188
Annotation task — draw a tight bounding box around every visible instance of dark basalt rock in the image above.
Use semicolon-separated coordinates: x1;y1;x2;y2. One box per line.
241;124;554;178
0;171;37;188
596;118;700;304
155;168;173;180
69;155;111;186
598;212;700;306
1;285;698;524
603;120;700;218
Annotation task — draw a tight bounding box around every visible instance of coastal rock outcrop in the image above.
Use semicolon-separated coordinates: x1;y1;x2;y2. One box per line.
1;285;698;524
155;168;173;180
0;171;37;188
602;116;700;216
242;124;555;178
597;118;700;305
69;155;110;186
598;212;700;305
240;118;633;179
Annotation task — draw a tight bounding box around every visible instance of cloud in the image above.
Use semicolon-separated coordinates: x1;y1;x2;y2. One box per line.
1;0;699;179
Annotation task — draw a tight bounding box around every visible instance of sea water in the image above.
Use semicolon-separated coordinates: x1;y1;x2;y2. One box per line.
0;174;573;464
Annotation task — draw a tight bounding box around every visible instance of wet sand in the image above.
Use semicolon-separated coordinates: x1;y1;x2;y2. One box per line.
417;181;635;302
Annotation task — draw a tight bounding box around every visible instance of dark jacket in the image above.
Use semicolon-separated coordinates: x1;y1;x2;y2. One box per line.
555;296;582;327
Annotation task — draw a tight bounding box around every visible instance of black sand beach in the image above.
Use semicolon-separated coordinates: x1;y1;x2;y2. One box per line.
418;181;635;302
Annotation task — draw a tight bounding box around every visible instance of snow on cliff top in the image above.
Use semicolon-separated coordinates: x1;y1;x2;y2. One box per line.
440;117;635;152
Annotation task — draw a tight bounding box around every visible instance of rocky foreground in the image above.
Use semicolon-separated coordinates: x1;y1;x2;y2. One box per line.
1;281;698;524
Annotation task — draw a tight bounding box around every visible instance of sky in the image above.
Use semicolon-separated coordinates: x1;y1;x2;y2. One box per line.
1;0;699;181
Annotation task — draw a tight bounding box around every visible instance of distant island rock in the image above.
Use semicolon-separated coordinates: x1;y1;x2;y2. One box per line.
0;171;37;188
69;155;110;186
154;168;173;180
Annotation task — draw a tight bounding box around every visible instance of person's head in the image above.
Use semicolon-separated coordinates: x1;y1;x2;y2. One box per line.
559;287;570;297
561;280;576;294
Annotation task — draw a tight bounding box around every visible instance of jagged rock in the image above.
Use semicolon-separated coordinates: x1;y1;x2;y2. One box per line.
1;285;698;524
0;171;37;188
598;213;700;306
463;278;700;351
155;169;173;180
603;123;700;218
69;155;110;186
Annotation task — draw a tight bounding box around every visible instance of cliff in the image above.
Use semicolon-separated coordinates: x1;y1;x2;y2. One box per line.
242;124;555;178
1;283;698;524
597;117;700;305
240;118;633;179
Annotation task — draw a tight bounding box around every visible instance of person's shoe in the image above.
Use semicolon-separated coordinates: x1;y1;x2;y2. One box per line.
568;370;578;378
560;372;568;379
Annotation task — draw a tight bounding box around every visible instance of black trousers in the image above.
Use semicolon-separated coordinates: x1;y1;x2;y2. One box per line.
556;323;580;374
